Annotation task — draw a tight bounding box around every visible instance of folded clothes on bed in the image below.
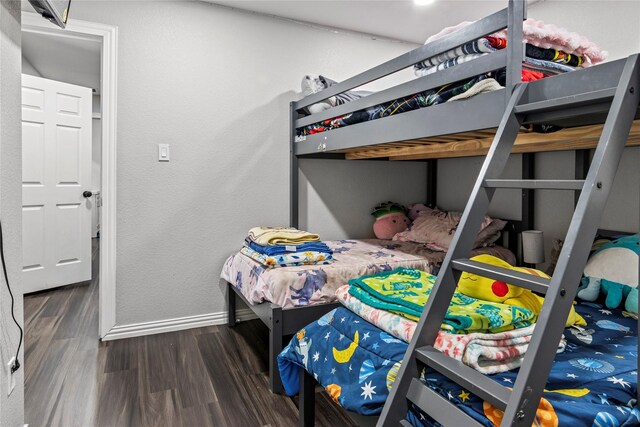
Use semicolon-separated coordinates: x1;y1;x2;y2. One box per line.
247;226;320;246
336;285;565;374
414;36;584;73
348;268;535;333
240;245;333;269
245;239;332;256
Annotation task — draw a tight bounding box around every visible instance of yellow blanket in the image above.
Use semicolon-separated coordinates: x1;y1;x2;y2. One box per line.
247;226;320;246
456;254;586;327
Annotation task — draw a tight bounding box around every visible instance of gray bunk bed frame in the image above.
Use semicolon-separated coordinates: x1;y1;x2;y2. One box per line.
283;0;640;425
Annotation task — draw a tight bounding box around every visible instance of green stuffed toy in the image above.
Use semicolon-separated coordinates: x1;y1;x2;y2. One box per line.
577;234;639;314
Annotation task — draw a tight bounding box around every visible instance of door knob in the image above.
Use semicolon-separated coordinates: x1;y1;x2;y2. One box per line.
83;191;93;198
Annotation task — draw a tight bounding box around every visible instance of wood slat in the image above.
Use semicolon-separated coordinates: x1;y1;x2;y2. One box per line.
342;120;640;160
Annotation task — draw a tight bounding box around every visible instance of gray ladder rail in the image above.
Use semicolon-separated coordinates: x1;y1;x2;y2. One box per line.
451;259;550;295
378;53;640;427
414;346;511;410
377;82;530;426
483;179;585;190
501;53;640;426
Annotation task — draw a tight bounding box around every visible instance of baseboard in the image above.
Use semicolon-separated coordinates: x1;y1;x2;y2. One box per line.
101;308;258;341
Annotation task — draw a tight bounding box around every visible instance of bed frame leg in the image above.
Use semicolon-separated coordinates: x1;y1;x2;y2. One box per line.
299;366;316;427
227;281;236;327
270;306;284;394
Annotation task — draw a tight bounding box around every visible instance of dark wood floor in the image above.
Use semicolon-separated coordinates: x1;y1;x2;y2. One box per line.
24;240;356;427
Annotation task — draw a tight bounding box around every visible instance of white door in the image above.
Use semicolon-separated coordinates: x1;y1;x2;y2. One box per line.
21;74;93;294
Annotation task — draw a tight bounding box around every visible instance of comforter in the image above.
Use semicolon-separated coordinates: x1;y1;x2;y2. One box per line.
278;303;638;425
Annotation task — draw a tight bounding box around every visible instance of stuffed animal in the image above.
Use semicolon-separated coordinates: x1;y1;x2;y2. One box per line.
577;234;639;313
407;203;435;221
301;74;332;114
371;202;410;240
456;254;586;327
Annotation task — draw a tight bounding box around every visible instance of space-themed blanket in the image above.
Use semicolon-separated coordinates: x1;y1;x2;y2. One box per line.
336;285;565;375
278;303;638;425
348;268;535;333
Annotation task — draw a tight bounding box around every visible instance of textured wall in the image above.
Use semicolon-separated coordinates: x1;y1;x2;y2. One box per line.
0;1;24;425
66;1;425;326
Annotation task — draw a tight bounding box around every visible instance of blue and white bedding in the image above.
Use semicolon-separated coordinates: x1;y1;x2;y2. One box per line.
278;302;639;425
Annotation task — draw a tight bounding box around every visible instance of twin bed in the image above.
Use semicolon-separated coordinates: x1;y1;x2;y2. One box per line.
222;0;639;424
280;300;638;426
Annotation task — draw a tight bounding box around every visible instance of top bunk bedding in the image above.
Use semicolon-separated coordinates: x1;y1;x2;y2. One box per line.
221;239;515;309
292;3;640;160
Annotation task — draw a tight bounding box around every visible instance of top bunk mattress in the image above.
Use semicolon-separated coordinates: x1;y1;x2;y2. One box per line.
221;239;514;309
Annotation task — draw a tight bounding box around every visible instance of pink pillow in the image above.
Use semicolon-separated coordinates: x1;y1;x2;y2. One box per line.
393;209;506;250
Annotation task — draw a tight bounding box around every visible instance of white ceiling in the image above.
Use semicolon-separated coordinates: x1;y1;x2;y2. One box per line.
209;0;540;45
22;30;101;93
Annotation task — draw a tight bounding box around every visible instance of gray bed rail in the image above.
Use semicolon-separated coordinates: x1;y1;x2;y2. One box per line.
292;1;525;122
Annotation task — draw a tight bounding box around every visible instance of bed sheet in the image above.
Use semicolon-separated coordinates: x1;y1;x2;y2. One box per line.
221;239;514;309
278;303;638;426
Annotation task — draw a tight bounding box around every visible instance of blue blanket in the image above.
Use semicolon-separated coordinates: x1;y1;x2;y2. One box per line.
278;303;639;425
245;239;332;256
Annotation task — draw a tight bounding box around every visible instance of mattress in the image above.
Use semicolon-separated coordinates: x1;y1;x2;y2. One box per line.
278;303;639;425
221;239;514;309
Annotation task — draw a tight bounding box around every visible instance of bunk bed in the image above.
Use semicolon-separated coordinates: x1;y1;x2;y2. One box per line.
279;0;640;425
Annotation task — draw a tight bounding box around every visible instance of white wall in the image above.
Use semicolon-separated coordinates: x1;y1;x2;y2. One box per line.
436;1;640;267
66;1;424;326
0;1;24;426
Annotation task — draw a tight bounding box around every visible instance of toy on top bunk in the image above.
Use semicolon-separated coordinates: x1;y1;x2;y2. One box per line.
414;18;607;79
240;226;334;269
577;234;639;314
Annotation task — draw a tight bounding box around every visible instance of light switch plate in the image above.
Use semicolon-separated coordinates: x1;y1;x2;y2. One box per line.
158;144;170;162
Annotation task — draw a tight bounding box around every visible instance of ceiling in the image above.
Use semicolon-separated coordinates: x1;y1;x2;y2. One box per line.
209;0;542;45
22;31;101;93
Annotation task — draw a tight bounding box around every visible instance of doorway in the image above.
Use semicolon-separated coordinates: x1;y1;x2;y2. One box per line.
21;12;117;338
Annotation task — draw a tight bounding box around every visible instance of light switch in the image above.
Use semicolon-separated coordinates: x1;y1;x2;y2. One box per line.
158;144;170;162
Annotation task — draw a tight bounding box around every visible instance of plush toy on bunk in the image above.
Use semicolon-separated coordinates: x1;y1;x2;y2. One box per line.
577;233;639;314
372;202;510;257
240;226;334;269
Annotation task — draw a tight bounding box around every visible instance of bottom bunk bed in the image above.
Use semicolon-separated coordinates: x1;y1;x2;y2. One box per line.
278;233;639;425
282;302;638;426
224;235;517;393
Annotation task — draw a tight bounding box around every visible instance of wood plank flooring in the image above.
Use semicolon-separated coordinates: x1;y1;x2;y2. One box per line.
24;240;356;427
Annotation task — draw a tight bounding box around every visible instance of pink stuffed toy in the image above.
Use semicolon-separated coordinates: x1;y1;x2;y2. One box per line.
371;202;410;240
407;203;435;221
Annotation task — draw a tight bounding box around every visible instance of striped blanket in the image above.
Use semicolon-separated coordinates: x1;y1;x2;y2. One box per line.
336;285;565;374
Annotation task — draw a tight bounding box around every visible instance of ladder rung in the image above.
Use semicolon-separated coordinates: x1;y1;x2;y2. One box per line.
451;259;550;295
415;346;511;411
483;179;585;190
514;87;616;114
407;377;484;427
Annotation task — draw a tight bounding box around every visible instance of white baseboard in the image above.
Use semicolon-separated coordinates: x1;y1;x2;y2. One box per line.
101;308;258;341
